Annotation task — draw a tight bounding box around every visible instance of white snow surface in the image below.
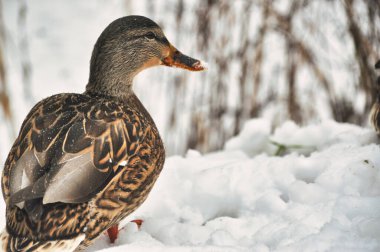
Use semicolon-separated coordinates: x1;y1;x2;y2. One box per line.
77;119;380;252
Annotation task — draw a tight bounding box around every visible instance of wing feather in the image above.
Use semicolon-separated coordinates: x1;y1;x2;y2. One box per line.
6;94;141;207
43;152;111;204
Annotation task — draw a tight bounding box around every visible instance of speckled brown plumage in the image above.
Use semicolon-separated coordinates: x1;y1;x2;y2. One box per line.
2;92;164;250
1;15;205;251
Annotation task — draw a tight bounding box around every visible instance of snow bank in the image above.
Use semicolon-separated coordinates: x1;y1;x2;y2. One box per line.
85;120;380;251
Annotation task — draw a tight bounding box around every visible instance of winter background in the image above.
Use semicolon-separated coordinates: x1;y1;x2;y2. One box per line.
1;0;380;251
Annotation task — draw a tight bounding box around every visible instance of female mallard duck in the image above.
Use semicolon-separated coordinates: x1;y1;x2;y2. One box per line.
370;60;380;132
0;15;205;251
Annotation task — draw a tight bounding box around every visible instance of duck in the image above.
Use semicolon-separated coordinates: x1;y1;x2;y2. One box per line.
0;15;206;251
370;60;380;132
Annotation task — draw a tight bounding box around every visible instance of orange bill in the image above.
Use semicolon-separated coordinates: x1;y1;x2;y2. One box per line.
161;44;207;71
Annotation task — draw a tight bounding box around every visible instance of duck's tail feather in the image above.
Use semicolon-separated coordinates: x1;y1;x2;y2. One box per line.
0;228;85;252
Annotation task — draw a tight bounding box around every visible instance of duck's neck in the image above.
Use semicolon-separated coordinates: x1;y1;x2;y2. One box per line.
85;46;138;98
86;73;134;98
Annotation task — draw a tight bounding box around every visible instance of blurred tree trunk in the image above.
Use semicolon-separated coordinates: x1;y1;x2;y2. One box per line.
0;0;15;162
0;0;13;129
18;0;33;102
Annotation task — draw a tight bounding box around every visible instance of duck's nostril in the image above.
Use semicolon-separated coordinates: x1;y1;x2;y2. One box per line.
173;51;181;56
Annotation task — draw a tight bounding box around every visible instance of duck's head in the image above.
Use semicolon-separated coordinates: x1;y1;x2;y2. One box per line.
86;15;206;97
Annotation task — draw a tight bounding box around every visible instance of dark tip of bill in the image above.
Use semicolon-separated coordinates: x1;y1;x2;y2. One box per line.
375;60;380;69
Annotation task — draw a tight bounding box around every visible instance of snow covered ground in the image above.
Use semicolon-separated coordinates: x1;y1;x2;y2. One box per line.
0;115;379;251
79;119;380;252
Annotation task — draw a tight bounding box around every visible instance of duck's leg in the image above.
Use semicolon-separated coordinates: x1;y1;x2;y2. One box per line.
131;219;143;228
106;219;144;244
106;224;119;244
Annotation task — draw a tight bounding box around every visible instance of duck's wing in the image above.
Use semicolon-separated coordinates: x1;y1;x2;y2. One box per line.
4;94;142;207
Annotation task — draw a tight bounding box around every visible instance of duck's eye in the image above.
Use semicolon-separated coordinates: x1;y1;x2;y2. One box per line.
144;32;156;40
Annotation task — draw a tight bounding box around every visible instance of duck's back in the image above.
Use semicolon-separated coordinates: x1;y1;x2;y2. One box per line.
1;92;165;251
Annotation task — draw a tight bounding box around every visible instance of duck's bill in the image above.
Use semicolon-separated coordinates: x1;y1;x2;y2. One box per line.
161;45;207;71
376;60;380;69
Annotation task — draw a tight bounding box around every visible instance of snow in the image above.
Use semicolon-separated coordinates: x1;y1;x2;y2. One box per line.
83;119;380;251
0;117;380;251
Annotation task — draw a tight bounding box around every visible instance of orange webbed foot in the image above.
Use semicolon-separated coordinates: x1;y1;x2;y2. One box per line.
106;220;143;244
106;224;119;244
131;219;143;229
